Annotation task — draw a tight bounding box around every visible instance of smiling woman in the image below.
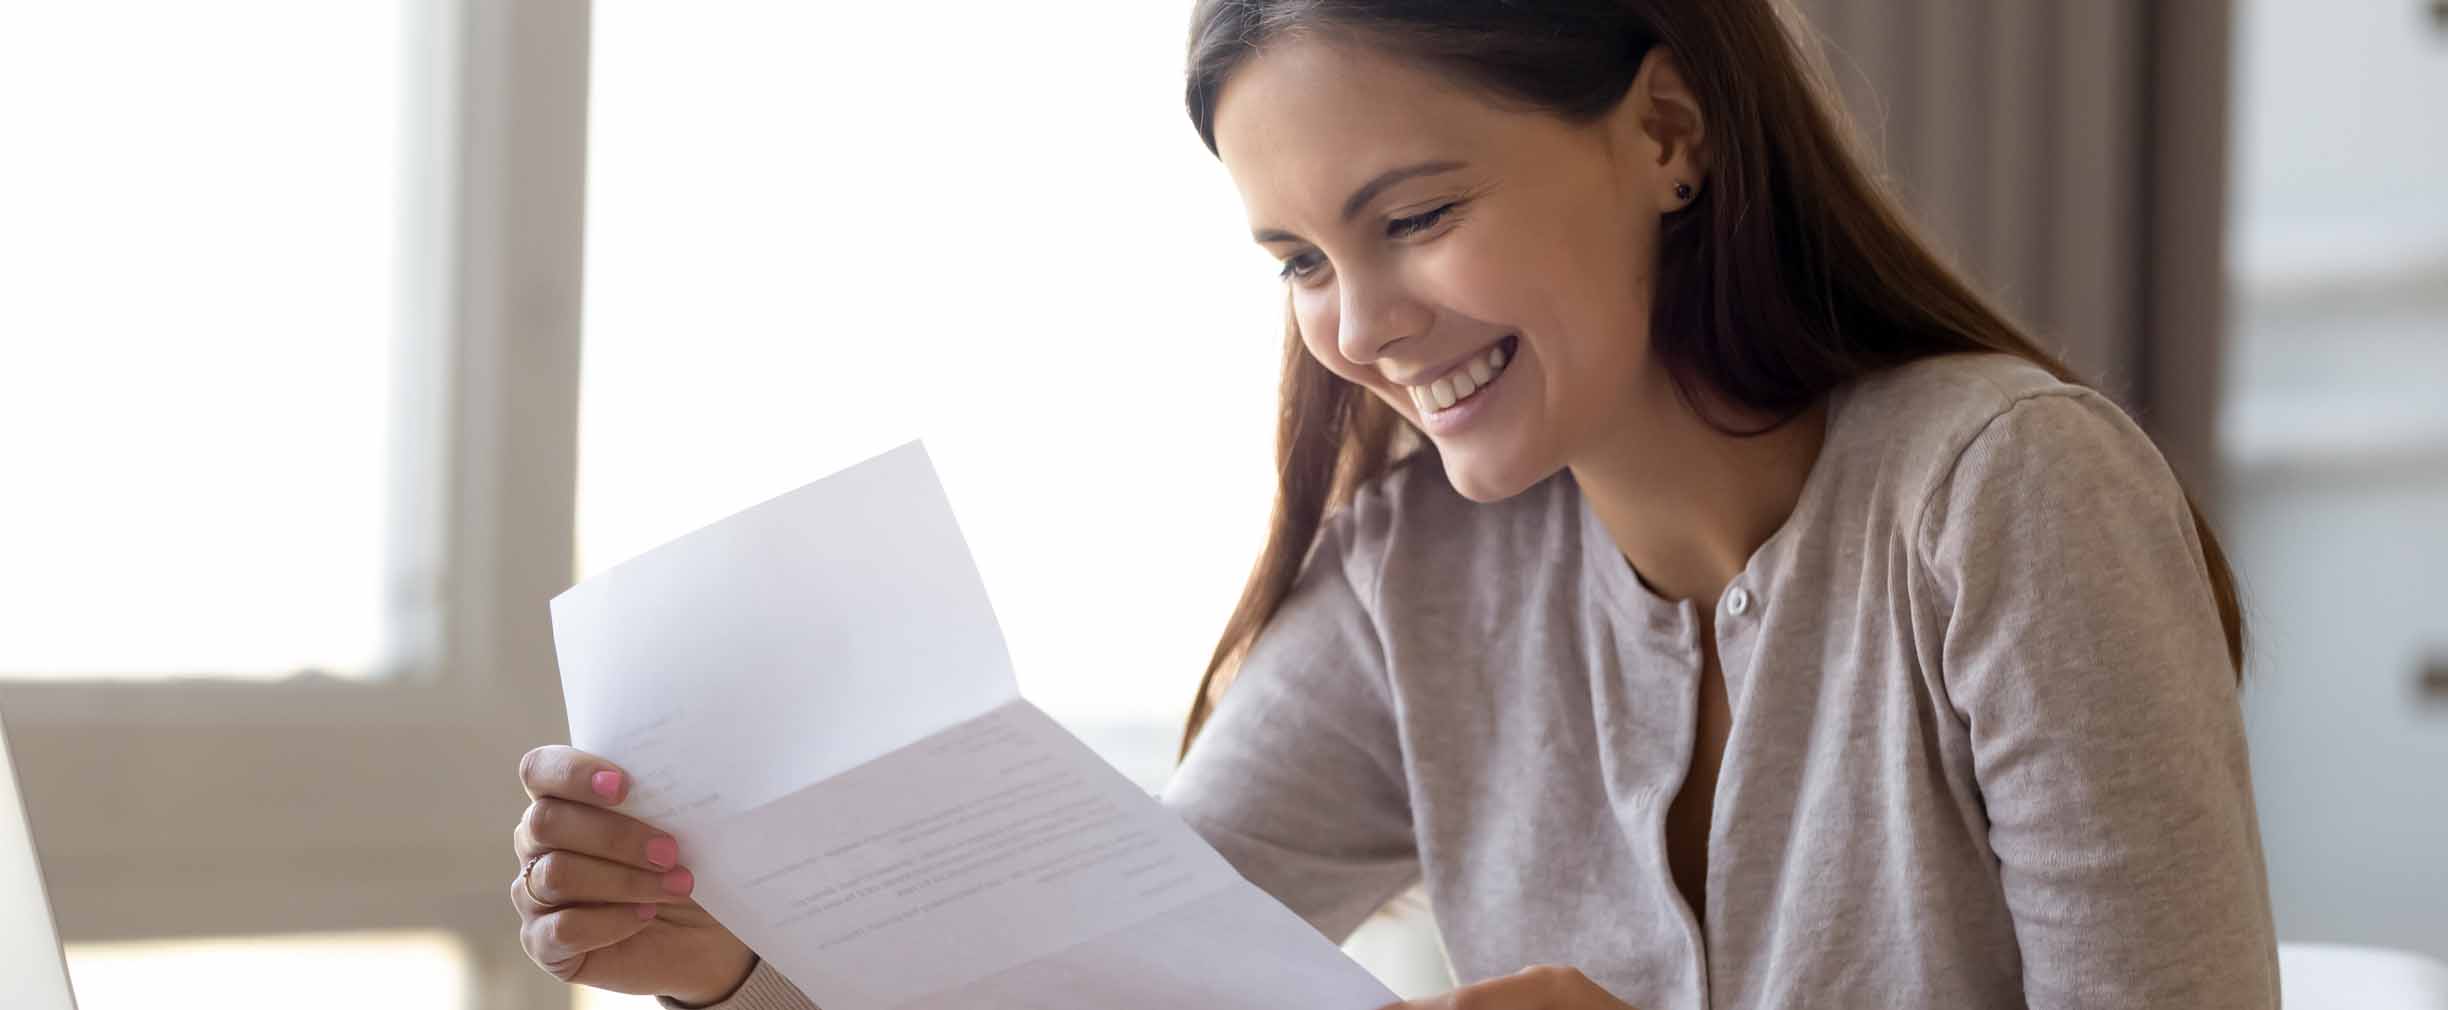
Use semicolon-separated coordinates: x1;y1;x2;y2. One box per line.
1160;1;2252;1007
529;2;2278;1008
1159;2;2269;1009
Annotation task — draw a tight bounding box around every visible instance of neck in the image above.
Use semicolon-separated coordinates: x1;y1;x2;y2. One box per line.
1569;375;1830;606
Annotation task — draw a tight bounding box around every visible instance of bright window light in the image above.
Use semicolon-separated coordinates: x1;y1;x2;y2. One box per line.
576;986;661;1010
579;2;1290;777
0;3;413;679
65;930;468;1010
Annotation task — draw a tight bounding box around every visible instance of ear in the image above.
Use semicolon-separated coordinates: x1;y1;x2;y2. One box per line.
1608;46;1711;213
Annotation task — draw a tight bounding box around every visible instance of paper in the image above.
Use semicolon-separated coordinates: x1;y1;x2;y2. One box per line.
550;441;1397;1010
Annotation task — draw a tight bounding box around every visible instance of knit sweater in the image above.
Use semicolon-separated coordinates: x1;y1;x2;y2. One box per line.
674;351;2278;1009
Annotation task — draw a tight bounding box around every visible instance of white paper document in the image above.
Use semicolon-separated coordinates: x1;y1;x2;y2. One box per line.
550;441;1398;1010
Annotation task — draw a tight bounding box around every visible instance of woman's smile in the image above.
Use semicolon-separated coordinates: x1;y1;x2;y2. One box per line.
1403;333;1519;435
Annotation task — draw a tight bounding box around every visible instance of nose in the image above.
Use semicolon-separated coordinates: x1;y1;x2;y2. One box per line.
1335;270;1431;366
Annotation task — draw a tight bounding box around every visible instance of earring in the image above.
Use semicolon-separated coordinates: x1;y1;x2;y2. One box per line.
1674;181;1695;202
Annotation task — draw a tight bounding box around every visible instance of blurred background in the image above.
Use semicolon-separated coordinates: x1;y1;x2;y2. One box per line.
0;1;2439;1007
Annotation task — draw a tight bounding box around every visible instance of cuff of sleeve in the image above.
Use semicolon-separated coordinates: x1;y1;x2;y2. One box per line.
654;958;818;1010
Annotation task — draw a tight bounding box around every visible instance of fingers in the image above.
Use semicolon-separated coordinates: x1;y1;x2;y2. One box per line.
519;901;660;982
510;865;705;924
518;850;696;910
516;796;680;871
1388;965;1627;1010
520;744;630;806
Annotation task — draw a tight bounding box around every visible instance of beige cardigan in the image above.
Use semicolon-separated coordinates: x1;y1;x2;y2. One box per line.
672;352;2277;1009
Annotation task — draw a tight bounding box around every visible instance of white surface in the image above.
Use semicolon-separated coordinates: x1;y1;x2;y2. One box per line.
0;711;76;1009
550;441;1394;1010
2280;943;2448;1010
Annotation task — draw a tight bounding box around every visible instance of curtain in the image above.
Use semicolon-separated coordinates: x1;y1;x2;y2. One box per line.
1783;0;2235;493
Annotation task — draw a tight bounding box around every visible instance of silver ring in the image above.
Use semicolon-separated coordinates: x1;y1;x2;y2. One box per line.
519;853;557;908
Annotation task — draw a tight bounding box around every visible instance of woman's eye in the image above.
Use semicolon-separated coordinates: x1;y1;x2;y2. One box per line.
1273;202;1464;284
1387;202;1461;239
1277;251;1326;283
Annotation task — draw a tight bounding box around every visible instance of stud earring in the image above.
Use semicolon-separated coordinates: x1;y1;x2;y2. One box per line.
1674;181;1695;202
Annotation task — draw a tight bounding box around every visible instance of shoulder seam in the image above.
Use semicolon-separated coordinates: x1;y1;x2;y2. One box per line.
1908;386;2103;572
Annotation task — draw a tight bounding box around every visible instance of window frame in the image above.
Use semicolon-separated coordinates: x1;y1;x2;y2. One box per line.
0;2;592;1006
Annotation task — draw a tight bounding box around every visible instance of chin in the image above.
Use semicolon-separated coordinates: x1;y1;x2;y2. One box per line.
1435;445;1554;504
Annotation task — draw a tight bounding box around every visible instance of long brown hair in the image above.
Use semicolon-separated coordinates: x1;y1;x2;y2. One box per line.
1177;0;2247;756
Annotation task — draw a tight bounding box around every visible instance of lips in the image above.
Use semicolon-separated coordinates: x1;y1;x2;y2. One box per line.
1406;334;1517;415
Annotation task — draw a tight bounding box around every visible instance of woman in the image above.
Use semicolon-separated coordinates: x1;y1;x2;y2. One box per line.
509;2;2279;1007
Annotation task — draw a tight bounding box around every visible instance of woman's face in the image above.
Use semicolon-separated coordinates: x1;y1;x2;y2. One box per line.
1212;33;1701;502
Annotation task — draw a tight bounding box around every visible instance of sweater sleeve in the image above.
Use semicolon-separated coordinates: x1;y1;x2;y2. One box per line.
1916;389;2278;1009
653;957;817;1010
1160;512;1421;945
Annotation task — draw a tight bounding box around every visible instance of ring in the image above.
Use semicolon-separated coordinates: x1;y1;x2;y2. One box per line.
519;853;557;908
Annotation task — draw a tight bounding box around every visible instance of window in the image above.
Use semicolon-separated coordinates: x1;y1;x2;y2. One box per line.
0;3;423;681
1;3;593;1007
10;4;1462;1006
579;1;1284;786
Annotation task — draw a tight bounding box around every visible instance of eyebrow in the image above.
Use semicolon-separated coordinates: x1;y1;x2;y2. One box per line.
1251;159;1470;244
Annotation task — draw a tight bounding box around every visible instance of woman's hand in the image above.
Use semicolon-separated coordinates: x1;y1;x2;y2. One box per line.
1381;965;1641;1010
512;745;756;1007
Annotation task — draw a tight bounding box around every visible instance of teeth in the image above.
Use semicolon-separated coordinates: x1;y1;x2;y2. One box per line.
1411;337;1515;415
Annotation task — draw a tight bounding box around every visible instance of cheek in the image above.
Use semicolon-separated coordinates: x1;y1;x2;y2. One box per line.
1292;290;1339;364
1414;218;1578;336
1537;218;1656;363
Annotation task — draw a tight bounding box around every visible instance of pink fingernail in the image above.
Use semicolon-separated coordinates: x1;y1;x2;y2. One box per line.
592;770;623;801
637;902;658;920
661;868;695;896
645;837;678;870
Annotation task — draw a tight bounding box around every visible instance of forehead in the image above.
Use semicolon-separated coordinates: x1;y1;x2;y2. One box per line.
1211;34;1529;221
